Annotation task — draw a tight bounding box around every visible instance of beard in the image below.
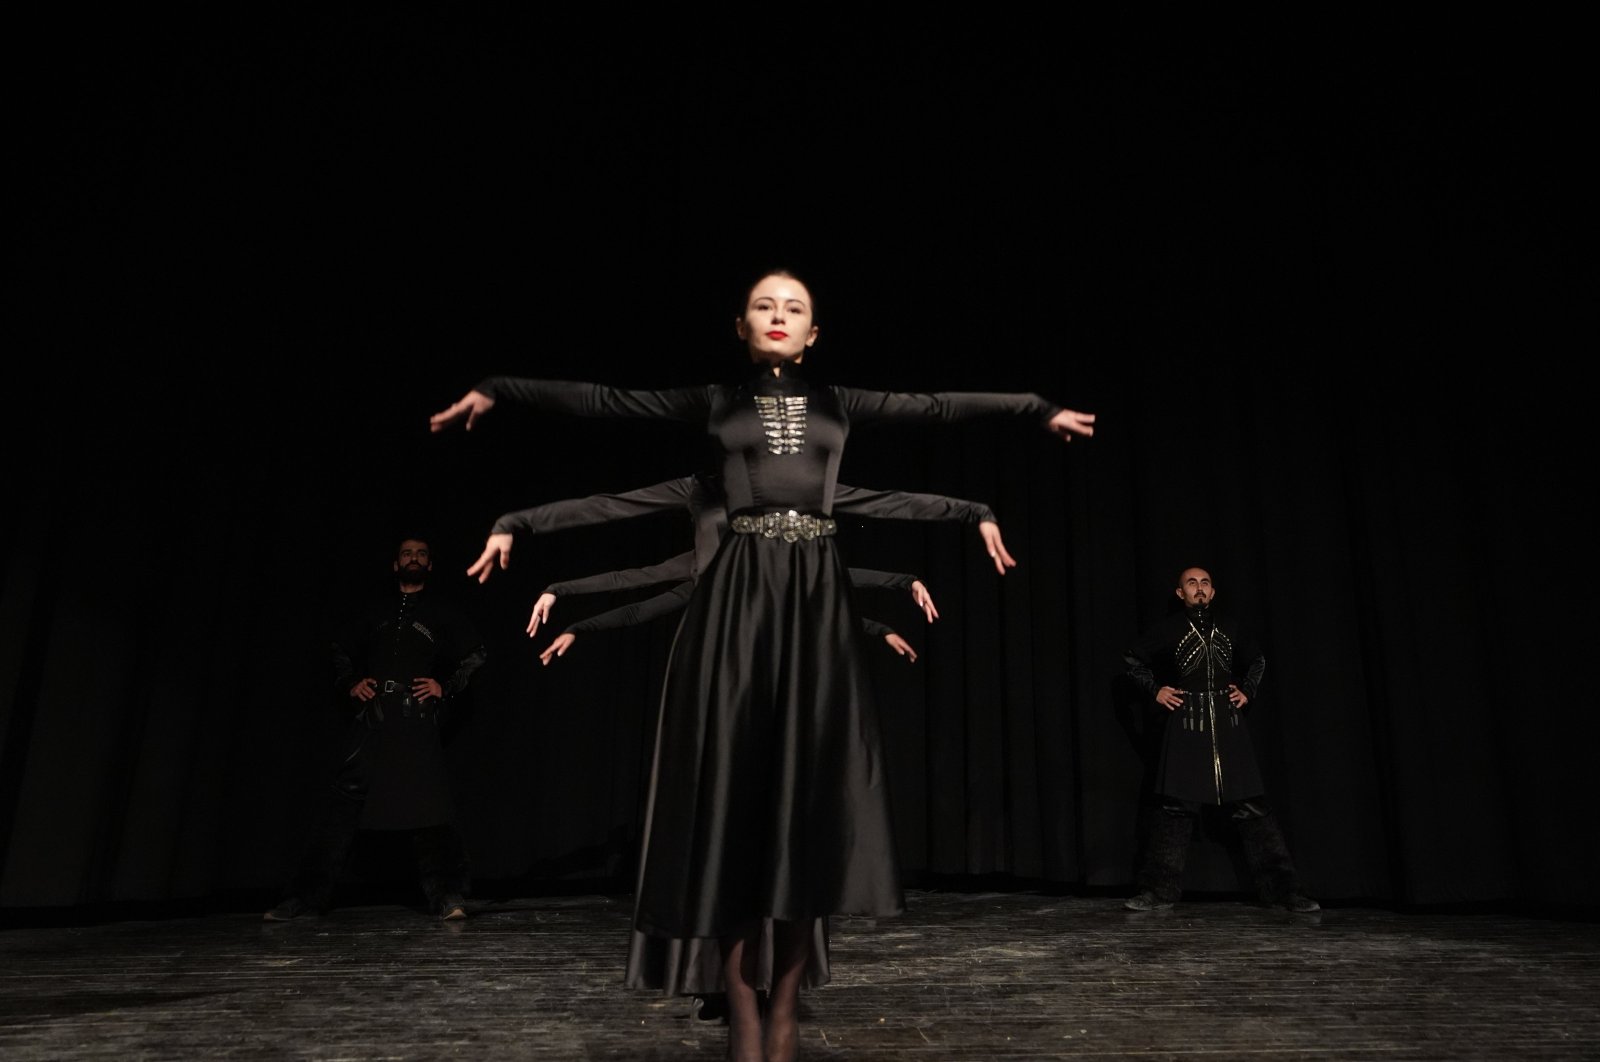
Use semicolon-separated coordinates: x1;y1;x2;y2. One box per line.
397;562;431;587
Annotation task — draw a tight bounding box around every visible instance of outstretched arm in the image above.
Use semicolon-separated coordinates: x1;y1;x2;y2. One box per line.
431;377;712;433
529;553;697;637
545;553;696;598
833;483;1014;574
860;616;918;662
468;478;697;584
538;582;696;664
833;484;996;525
882;631;918;661
491;479;696;537
845;523;1011;578
836;387;1095;442
849;568;939;622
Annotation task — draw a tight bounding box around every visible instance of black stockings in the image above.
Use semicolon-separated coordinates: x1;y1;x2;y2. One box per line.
720;918;812;1062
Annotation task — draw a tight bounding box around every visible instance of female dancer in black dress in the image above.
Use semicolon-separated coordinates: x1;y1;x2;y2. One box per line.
471;469;1011;1024
430;270;1094;1061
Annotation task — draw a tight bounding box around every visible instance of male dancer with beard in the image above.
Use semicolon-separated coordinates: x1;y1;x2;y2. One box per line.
1120;566;1319;913
265;535;488;921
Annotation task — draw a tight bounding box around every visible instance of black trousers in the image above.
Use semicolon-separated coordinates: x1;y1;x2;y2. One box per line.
282;732;470;912
1134;796;1305;904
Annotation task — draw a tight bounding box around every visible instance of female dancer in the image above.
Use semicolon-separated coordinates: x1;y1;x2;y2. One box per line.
431;270;1094;1061
472;467;1009;1025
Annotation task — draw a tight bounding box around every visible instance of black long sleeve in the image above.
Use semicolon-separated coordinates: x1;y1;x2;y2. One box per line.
493;478;696;536
478;376;713;424
546;553;695;597
832;484;996;525
848;568;917;592
836;387;1061;429
565;582;696;634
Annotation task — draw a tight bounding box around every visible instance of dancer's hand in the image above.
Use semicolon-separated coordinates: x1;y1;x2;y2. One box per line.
884;632;918;662
979;521;1016;575
1047;408;1096;441
467;533;514;584
430;389;496;433
539;633;576;666
527;593;557;638
910;580;939;622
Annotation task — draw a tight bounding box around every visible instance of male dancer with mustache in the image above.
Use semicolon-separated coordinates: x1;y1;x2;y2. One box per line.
1121;566;1319;913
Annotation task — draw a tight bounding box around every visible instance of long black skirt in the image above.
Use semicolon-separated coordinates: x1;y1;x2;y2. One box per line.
625;529;904;991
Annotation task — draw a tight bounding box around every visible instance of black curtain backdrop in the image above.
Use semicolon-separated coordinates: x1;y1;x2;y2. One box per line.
4;19;1593;916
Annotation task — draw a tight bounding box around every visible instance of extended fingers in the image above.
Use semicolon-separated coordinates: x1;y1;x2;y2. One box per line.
979;523;1016;574
540;634;575;665
430;400;467;433
1049;408;1097;440
467;548;501;583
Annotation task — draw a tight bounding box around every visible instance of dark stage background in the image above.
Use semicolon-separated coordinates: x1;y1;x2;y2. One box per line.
5;20;1593;917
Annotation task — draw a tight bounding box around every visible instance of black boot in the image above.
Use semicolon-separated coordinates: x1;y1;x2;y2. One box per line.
415;823;471;919
1126;801;1195;910
1233;801;1319;912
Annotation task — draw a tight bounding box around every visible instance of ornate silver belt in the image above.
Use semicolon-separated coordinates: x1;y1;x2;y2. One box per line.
729;510;837;542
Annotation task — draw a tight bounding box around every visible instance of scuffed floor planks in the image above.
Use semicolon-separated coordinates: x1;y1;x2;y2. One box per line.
2;890;1597;1060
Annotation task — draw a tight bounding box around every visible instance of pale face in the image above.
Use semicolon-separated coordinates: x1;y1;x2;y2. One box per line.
735;275;818;365
1174;567;1214;608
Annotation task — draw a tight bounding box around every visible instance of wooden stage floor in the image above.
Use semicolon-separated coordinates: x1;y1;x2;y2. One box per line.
2;888;1597;1060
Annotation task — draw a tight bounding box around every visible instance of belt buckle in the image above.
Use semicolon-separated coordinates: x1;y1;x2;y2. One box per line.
382;679;402;694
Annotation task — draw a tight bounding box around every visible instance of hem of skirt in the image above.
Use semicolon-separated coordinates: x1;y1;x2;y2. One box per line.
635;903;904;941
